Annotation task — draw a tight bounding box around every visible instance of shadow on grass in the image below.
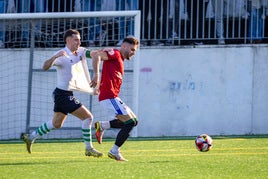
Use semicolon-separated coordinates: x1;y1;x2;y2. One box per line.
0;158;111;166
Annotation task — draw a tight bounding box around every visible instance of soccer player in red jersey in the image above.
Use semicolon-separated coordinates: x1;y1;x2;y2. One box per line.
90;36;139;161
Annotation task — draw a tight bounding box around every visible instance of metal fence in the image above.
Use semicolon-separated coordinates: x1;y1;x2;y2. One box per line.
0;0;268;48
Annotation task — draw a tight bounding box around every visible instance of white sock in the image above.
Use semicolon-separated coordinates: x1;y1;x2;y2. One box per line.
100;121;110;130
111;144;120;153
82;118;93;149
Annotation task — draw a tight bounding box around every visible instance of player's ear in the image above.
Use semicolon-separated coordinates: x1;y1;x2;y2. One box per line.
121;43;128;50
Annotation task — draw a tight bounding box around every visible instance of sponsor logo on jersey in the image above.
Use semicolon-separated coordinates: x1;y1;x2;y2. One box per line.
108;49;115;56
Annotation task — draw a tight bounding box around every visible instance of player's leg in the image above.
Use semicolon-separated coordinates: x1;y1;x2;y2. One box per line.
71;105;103;158
22;88;73;153
108;114;138;162
110;119;124;128
95;97;136;137
99;98;138;161
22;112;67;154
94;98;126;144
94;119;124;144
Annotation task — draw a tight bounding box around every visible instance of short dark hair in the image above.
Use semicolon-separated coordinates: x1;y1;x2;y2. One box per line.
63;29;80;42
123;36;139;46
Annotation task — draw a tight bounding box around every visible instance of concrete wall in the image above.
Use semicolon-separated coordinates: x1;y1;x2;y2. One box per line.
138;45;268;136
0;45;267;139
251;46;268;134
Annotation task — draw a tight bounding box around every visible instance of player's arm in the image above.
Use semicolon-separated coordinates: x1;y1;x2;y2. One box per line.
42;50;66;71
89;50;108;88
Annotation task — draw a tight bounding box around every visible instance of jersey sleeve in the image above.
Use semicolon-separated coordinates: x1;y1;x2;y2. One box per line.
78;47;91;58
53;56;64;66
51;50;64;66
105;49;121;61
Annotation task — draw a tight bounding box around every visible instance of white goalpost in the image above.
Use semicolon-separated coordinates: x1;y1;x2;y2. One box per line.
0;11;140;140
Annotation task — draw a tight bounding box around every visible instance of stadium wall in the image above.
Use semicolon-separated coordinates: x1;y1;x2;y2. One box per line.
138;45;268;136
1;45;268;138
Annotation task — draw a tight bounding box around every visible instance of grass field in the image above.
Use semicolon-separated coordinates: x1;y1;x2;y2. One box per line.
0;136;267;179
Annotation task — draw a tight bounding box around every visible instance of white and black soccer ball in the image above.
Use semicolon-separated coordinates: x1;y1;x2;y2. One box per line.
195;134;213;152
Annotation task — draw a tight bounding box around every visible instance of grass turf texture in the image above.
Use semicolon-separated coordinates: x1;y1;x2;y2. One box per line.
0;136;267;179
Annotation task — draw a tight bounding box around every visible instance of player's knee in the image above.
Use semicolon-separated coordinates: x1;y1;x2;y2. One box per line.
53;121;63;129
133;118;138;127
134;118;138;126
132;118;138;126
122;121;135;135
125;118;138;127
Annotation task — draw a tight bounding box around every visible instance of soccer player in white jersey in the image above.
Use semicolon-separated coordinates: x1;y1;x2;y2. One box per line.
22;29;103;158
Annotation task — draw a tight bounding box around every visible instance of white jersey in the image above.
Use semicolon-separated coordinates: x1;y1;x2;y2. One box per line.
52;46;94;94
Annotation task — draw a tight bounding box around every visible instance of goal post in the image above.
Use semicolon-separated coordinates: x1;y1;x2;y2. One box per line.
0;11;141;42
0;11;140;140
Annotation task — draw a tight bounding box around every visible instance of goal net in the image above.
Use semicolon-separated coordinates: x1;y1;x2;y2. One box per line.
0;11;140;140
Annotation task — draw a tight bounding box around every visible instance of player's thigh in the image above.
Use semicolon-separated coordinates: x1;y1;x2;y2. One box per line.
116;114;135;122
71;105;93;120
100;98;136;122
115;105;136;122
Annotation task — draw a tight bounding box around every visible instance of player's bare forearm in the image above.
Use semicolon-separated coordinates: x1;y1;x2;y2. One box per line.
42;51;65;71
43;56;56;71
91;51;101;74
90;50;101;88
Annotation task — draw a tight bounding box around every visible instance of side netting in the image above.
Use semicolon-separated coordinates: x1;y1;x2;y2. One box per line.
0;11;140;140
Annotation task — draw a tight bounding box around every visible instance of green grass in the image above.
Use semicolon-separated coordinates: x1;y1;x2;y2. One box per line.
0;136;268;179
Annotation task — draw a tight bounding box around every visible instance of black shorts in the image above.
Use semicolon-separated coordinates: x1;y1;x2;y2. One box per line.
53;88;82;115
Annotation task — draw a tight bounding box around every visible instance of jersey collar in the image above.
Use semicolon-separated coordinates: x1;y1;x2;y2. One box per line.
64;46;78;56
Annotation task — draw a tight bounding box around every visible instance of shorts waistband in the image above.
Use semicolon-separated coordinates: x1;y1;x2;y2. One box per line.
54;88;73;95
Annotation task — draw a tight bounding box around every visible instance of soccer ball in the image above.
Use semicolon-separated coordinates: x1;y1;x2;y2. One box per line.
195;134;213;152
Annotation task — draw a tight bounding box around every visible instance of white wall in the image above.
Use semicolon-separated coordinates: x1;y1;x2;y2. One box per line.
251;46;268;134
138;45;268;137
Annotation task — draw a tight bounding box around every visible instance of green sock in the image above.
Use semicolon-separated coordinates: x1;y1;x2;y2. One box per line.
31;120;54;140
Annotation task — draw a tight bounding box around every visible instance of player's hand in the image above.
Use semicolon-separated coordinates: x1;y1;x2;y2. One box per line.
55;50;66;58
93;88;100;95
90;74;99;88
43;50;67;71
90;50;99;58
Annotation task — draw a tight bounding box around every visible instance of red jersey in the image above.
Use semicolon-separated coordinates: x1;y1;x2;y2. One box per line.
99;49;124;101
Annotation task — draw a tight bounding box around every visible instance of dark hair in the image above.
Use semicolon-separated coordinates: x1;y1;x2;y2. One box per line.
123;36;139;45
63;29;80;42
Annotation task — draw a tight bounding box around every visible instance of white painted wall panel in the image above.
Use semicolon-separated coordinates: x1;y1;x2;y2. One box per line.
252;47;268;134
138;47;259;136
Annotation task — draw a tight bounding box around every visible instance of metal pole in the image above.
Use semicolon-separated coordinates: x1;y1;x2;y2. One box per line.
25;20;35;133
